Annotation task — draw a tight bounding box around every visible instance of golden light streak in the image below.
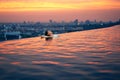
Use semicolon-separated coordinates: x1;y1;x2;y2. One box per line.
0;0;120;11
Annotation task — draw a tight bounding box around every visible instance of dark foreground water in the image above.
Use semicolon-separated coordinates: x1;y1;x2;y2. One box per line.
0;26;120;80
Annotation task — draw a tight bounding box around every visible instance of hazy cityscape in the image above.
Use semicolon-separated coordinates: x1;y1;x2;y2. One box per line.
0;19;120;41
0;0;120;80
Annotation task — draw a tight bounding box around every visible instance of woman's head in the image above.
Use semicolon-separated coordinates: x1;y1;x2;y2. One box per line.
45;30;53;36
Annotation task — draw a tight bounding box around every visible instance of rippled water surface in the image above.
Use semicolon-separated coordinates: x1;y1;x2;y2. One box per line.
0;26;120;80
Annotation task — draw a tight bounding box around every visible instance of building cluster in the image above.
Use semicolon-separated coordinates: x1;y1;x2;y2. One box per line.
0;19;120;41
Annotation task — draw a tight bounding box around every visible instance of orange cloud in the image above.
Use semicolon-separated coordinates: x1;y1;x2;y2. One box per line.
0;0;119;11
0;0;119;22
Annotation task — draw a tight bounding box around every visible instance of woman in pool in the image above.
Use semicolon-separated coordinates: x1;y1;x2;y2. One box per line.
42;30;53;41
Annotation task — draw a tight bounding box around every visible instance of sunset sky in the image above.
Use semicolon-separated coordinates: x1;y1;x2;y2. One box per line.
0;0;120;22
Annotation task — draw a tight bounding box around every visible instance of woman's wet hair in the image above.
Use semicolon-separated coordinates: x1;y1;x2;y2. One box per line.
45;30;53;36
45;30;48;36
44;30;53;41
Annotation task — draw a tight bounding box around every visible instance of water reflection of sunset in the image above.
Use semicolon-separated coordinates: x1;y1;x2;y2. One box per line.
0;26;120;80
0;26;120;55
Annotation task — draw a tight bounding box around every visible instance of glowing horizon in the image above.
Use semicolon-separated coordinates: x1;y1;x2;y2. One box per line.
0;0;120;22
0;0;120;11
